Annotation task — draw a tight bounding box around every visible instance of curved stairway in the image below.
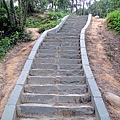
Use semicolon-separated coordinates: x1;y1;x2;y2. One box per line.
16;16;96;120
2;15;110;120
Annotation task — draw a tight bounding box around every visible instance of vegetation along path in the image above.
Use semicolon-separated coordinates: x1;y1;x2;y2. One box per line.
2;15;110;120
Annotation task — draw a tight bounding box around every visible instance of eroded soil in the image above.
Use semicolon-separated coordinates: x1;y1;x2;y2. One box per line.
86;17;120;120
0;28;39;119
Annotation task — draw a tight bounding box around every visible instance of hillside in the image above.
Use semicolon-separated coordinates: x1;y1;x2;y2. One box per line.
0;17;120;119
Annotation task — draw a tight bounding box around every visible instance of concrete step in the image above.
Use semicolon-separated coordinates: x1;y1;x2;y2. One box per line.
38;49;56;54
59;46;80;51
60;50;80;54
36;53;81;59
43;42;61;46
33;58;81;65
29;69;56;76
33;58;56;64
21;93;91;104
31;63;57;70
47;33;79;37
17;116;96;120
59;53;81;59
40;45;57;50
59;58;82;64
41;43;80;48
58;31;80;34
43;41;80;46
44;39;79;43
59;64;82;70
36;53;56;58
38;49;80;54
61;25;85;29
17;104;94;117
38;46;80;54
27;76;86;84
24;84;87;94
57;69;84;76
60;43;80;47
45;36;79;40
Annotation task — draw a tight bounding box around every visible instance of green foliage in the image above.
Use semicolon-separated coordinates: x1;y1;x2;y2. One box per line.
105;51;113;57
26;15;43;28
110;0;120;11
38;12;66;33
88;0;120;18
39;20;60;33
26;12;66;33
88;0;110;18
0;31;19;59
0;7;9;38
0;37;11;57
106;9;120;34
19;30;32;41
46;12;66;20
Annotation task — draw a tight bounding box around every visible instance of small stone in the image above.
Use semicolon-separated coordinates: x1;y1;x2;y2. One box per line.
98;25;102;28
104;92;120;108
115;48;118;50
95;16;99;19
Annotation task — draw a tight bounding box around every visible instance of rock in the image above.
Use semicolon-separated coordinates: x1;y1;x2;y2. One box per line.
95;16;99;19
104;92;120;108
115;48;118;50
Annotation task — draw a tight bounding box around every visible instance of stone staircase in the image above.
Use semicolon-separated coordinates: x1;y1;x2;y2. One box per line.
16;16;96;120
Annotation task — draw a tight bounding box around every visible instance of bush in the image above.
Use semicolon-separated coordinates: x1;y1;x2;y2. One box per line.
0;32;19;59
0;8;10;39
26;16;43;28
19;30;32;41
46;12;66;20
39;20;60;33
26;12;67;33
0;37;11;59
106;9;120;34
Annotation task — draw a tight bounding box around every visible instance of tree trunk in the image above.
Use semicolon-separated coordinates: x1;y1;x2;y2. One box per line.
79;0;82;15
94;0;98;15
76;0;78;14
18;0;21;27
71;0;74;13
2;0;12;24
82;1;85;15
22;0;28;31
10;0;18;26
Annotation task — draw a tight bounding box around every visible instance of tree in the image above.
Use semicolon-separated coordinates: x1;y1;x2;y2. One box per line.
0;0;29;37
110;0;120;11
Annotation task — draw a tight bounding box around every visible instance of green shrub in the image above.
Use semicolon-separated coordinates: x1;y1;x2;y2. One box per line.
39;20;60;33
19;30;32;41
0;32;19;59
26;12;67;29
26;17;43;28
106;9;120;34
0;7;10;39
0;37;11;59
46;12;66;20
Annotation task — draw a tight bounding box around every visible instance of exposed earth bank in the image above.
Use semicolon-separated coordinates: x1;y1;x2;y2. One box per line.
0;28;39;119
86;17;120;120
0;18;120;120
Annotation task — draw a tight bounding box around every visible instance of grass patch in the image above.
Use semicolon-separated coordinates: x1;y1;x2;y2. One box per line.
26;12;67;33
106;9;120;34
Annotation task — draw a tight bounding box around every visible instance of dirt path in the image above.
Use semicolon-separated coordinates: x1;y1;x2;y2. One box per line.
86;17;120;120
